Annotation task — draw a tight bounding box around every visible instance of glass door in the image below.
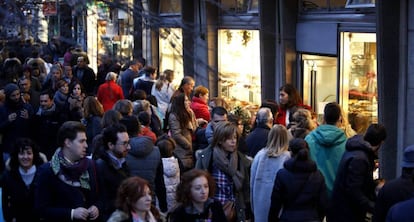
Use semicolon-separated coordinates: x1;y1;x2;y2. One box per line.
302;54;338;123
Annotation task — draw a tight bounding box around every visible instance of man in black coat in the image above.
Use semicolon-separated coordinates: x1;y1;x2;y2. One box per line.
72;56;96;95
95;124;131;221
34;121;100;221
31;90;67;159
246;107;273;157
372;144;414;222
327;124;387;222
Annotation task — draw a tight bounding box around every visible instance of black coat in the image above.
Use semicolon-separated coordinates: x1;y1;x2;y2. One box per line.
169;199;227;222
245;124;270;157
372;169;414;222
72;65;96;95
31;105;67;159
34;161;100;222
2;168;40;222
95;152;130;221
328;135;377;222
268;158;327;222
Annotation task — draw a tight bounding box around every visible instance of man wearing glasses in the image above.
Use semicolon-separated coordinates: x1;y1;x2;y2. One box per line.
95;123;131;221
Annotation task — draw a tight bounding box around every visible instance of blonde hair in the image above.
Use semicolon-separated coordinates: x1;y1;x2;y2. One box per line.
291;108;316;131
266;124;289;157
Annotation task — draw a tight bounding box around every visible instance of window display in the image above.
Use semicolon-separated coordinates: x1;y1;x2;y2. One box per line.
341;32;377;132
218;29;261;110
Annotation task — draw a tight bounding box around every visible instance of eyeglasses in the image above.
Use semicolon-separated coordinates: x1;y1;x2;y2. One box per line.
116;141;130;146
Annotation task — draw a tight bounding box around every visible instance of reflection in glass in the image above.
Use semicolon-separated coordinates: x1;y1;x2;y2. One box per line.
159;28;183;87
341;32;377;134
218;29;261;107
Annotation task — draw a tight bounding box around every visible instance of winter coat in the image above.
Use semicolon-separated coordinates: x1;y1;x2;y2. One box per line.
386;197;414;222
151;80;175;120
162;156;180;212
0;100;34;154
95;152;130;221
72;65;96;95
373;169;414;222
169;199;227;222
31;104;67;159
34;160;100;222
126;136;167;212
305;124;346;196
168;112;197;171
246;123;271;157
134;78;155;96
97;80;124;111
83;115;103;154
190;96;211;122
327;135;377;222
2;168;40;222
251;149;291;222
268;157;328;222
195;146;251;222
120;68;138;98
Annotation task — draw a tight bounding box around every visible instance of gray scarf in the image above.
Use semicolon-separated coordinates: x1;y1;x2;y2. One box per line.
213;146;244;190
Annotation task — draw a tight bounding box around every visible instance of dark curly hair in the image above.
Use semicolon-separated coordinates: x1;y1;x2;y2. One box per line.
9;138;44;171
176;169;216;206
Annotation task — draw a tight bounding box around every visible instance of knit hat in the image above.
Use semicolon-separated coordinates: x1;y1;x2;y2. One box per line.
402;145;414;168
4;83;19;97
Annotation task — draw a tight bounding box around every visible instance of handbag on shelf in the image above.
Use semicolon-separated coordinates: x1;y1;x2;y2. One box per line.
223;200;236;222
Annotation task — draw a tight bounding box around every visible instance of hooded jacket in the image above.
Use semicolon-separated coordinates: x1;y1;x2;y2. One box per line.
328;135;377;222
268;157;328;222
126;136;167;212
305;124;346;196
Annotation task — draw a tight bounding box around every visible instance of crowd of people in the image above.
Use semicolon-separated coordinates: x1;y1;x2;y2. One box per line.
0;42;413;222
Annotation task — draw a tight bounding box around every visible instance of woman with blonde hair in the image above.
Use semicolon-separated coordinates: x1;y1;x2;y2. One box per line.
288;108;317;139
250;124;291;222
151;69;175;120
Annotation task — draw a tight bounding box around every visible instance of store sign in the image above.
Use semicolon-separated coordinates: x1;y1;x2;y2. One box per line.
43;2;57;16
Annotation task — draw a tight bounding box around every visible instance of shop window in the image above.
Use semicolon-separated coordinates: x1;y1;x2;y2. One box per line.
218;29;261;108
301;0;349;11
159;0;181;14
340;32;377;134
159;28;183;87
302;55;338;123
345;0;375;8
220;0;258;13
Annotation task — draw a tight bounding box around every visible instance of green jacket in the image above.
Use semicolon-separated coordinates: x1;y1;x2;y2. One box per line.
305;124;347;196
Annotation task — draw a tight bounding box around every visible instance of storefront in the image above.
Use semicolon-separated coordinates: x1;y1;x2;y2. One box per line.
218;29;261;109
296;1;377;129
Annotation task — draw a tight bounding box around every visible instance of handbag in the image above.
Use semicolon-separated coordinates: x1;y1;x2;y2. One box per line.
223;200;236;222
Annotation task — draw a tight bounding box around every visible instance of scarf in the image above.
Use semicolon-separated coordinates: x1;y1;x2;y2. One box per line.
51;148;91;189
19;165;36;187
213;147;244;190
36;103;56;116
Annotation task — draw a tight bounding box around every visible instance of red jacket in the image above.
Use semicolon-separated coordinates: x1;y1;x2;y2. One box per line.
190;96;211;122
97;81;124;111
276;104;312;126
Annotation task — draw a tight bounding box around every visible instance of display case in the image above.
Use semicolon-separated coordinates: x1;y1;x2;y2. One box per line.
341;32;377;133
